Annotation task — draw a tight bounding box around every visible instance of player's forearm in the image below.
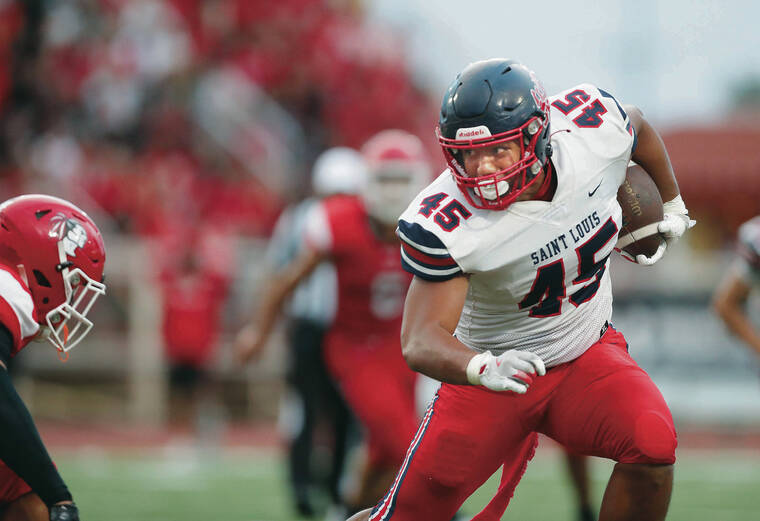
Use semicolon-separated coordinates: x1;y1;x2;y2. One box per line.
249;273;296;341
249;250;324;341
0;369;72;507
627;106;680;202
714;304;760;357
401;323;474;385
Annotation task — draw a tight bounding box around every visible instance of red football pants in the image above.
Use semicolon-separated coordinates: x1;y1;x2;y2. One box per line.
369;326;677;521
324;334;419;468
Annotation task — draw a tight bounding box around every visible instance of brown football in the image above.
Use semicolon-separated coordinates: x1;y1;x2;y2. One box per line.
616;164;664;258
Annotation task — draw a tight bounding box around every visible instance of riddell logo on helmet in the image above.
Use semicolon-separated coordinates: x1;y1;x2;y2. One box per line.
455;126;492;140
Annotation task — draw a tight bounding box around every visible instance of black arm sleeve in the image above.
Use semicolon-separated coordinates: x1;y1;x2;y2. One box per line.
0;324;72;506
0;323;10;368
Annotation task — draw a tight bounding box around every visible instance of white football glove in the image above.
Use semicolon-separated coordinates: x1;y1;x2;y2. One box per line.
632;238;667;266
466;350;546;393
635;195;696;266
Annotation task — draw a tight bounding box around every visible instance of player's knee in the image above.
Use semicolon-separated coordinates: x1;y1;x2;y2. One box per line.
625;410;677;464
614;461;674;494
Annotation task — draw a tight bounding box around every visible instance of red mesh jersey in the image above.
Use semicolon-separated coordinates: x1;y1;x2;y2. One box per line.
309;195;411;343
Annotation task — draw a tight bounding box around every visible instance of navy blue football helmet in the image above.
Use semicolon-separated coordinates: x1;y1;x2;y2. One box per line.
437;59;553;209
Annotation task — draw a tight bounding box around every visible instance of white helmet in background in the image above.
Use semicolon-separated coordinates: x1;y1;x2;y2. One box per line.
312;147;368;196
361;130;431;226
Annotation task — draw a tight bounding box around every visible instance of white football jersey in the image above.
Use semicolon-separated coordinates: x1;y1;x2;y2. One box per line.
0;266;40;354
735;215;760;285
398;84;636;367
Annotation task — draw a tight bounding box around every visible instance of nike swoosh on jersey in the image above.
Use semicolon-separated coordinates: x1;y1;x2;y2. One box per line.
588;179;603;197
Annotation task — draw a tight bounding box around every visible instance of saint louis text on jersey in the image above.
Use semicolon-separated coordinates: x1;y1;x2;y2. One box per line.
530;210;602;265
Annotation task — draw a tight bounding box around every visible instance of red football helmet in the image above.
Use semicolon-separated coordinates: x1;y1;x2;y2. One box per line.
0;195;106;353
361;129;431;225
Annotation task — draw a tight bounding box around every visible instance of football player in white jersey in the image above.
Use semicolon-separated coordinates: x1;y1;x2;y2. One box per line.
0;195;107;521
712;215;760;357
347;59;695;521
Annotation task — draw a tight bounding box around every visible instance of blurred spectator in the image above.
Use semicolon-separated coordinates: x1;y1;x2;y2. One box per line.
159;235;232;445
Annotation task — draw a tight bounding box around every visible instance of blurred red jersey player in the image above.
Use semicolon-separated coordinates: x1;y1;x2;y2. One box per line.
0;194;107;521
236;130;431;513
159;243;230;434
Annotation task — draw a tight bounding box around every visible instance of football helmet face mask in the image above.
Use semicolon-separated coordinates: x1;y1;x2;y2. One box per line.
361;129;431;225
438;59;553;210
0;195;106;353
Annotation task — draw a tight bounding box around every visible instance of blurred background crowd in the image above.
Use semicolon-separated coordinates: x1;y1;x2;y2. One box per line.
0;0;437;239
0;0;759;519
0;0;440;426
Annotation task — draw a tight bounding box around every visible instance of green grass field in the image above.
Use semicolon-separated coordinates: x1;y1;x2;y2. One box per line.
57;445;760;521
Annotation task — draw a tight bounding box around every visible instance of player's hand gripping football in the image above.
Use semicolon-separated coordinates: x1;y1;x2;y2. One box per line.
234;323;266;365
466;350;546;393
50;502;79;521
636;195;696;266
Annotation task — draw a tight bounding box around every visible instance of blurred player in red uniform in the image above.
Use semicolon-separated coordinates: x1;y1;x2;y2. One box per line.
713;215;760;357
236;130;430;514
348;59;695;521
160;244;229;440
0;195;107;521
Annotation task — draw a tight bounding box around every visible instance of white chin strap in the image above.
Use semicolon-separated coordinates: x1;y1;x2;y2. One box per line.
43;243;106;353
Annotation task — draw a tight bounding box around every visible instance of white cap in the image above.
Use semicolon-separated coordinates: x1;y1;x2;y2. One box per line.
311;147;368;196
